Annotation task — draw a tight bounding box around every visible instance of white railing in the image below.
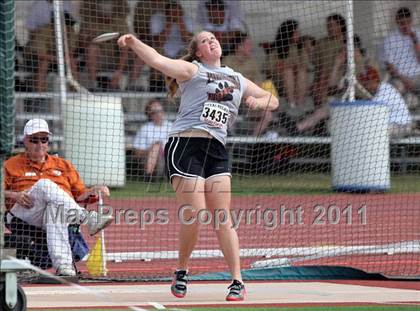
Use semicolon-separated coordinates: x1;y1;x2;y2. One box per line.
15;91;420;147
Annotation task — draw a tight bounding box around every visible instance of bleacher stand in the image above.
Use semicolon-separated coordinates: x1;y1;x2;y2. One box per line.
11;1;420;172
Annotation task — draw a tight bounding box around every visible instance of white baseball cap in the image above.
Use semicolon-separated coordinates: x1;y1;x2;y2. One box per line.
23;119;52;136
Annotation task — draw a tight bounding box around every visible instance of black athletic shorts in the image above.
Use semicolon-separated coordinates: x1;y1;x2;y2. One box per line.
164;136;231;181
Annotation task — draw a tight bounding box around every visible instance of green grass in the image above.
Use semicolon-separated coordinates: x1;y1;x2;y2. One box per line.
36;306;420;311
109;174;420;199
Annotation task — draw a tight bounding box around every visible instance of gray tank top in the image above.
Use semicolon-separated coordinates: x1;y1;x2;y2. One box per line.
169;61;247;145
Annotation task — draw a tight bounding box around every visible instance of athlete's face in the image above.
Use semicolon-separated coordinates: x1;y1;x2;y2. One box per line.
195;32;222;61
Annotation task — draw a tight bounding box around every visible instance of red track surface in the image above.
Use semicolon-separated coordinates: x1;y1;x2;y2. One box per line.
78;194;420;278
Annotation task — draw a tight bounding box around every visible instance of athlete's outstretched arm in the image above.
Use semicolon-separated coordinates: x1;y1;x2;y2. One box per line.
118;34;197;82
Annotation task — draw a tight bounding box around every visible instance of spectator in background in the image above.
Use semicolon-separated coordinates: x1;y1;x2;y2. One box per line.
359;66;413;138
300;35;317;69
273;20;310;108
4;119;113;276
150;0;194;91
131;1;193;92
284;35;371;135
152;1;194;59
223;32;278;136
327;34;368;97
223;33;263;85
133;99;172;181
313;14;347;107
79;0;129;91
196;0;246;55
282;67;412;138
300;35;317;94
130;0;167;91
133;0;164;47
25;0;79;92
382;7;420;98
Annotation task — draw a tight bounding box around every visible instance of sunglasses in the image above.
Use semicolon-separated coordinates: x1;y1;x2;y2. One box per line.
29;137;49;144
150;109;163;114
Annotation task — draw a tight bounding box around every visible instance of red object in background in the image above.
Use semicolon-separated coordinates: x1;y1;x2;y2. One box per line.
259;41;274;54
213;31;223;41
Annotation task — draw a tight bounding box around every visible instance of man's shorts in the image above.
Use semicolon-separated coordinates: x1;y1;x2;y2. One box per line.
164;136;231;181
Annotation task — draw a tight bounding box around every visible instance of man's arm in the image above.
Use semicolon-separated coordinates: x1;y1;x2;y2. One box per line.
178;16;193;43
66;161;109;203
383;30;419;91
4;190;34;209
76;185;110;203
4;160;34;209
110;48;129;89
386;62;416;91
132;124;151;159
409;29;420;61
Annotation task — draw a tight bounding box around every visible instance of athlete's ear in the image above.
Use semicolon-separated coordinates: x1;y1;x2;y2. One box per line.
195;50;202;59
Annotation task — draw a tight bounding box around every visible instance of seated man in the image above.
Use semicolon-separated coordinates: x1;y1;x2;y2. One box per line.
382;7;420;97
359;67;413;138
4;119;113;276
312;14;347;107
133;99;172;182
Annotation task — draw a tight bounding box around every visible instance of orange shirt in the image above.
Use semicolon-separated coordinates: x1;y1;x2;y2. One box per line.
4;153;88;208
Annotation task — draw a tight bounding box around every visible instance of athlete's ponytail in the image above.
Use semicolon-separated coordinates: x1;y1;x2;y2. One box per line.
166;33;200;101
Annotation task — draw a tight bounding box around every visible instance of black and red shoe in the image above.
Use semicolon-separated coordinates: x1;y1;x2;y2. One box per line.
226;279;246;301
171;270;188;298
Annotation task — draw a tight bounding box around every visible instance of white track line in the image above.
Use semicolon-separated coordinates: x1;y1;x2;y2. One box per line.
149;301;166;309
83;241;420;263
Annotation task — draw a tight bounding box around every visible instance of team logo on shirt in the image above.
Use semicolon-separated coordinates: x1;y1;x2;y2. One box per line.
206;73;240;102
209;82;234;101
